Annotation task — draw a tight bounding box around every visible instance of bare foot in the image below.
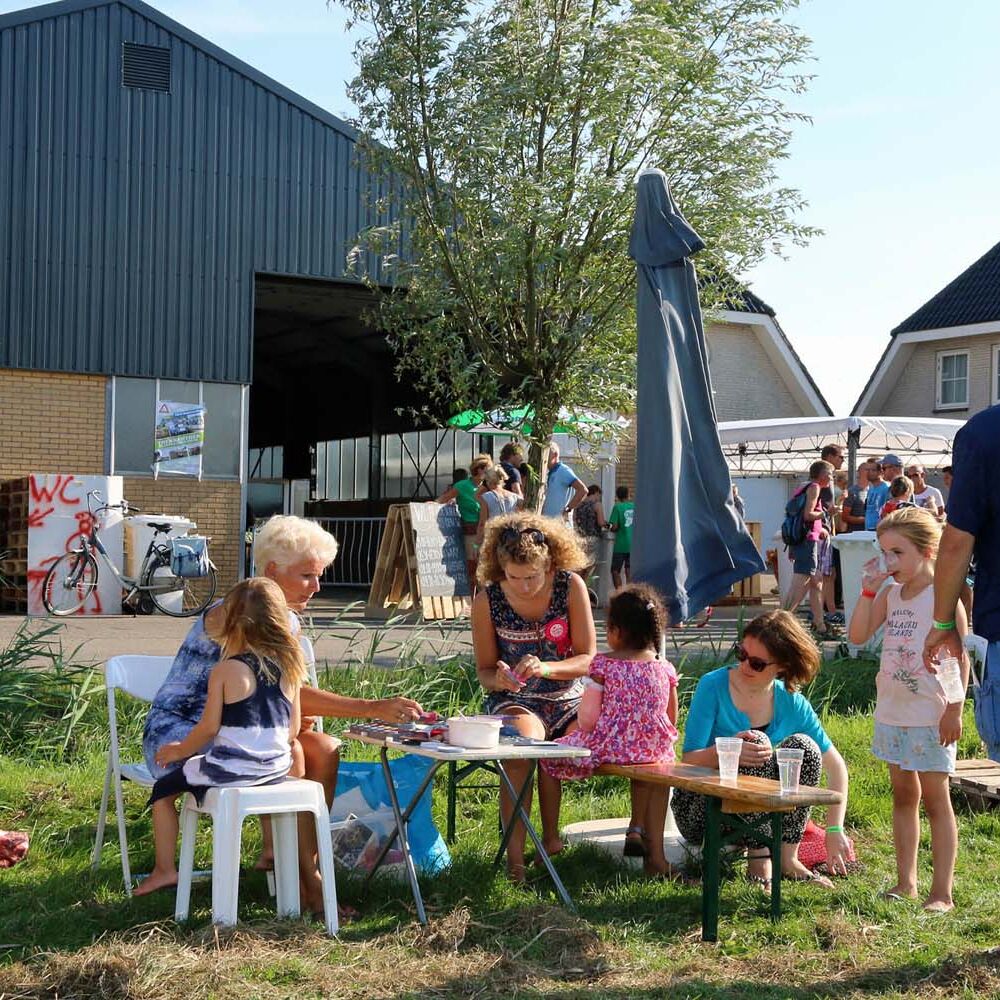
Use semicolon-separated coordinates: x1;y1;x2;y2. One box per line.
882;884;919;901
530;839;564;866
506;858;528;884
133;868;178;897
923;897;954;913
782;861;834;888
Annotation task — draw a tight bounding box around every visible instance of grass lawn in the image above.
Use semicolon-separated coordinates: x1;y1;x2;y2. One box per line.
2;623;1000;998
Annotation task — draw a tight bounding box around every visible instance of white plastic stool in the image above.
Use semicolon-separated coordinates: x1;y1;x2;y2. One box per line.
174;778;338;936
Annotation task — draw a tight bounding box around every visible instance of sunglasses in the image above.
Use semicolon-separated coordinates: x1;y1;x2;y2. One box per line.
499;526;547;547
736;645;776;673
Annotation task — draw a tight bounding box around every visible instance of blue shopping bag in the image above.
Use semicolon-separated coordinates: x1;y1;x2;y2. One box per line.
332;757;451;875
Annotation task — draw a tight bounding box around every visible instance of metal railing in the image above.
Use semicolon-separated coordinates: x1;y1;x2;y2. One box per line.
311;517;386;587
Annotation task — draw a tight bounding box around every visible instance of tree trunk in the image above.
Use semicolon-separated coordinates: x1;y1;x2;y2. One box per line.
525;405;559;513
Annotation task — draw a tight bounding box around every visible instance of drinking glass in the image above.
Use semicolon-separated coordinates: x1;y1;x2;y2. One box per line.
776;747;804;794
715;737;743;782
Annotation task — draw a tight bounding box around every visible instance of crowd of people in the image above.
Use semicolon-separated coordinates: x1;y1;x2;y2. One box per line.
133;401;1000;920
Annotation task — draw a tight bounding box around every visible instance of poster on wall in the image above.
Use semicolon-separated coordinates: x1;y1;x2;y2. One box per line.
153;400;205;477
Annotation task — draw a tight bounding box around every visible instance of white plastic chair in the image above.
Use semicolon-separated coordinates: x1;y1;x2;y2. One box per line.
965;633;989;690
175;778;338;935
91;654;175;896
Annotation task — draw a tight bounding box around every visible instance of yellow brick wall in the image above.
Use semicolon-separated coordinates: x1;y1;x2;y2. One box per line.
0;368;107;478
615;422;636;494
123;478;243;591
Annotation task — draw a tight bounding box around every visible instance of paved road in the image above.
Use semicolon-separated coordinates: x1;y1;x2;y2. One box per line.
0;588;765;669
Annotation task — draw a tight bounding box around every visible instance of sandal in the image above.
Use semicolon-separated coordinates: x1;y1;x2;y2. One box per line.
623;825;647;858
745;848;772;893
782;869;834;888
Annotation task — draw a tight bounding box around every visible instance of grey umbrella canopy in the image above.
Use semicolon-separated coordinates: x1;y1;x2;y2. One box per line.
628;168;765;624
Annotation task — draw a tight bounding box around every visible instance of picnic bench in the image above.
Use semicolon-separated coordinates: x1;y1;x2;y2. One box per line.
596;761;844;942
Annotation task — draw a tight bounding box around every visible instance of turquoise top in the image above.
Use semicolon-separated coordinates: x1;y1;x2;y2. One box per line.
682;665;831;754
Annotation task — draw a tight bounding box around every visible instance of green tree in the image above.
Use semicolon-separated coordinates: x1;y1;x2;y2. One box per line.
343;0;815;501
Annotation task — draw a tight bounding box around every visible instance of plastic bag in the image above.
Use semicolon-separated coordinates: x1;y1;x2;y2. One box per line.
332;757;450;875
170;536;210;578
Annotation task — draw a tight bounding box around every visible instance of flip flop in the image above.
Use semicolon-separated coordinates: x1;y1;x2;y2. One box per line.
623;825;647;858
880;890;915;902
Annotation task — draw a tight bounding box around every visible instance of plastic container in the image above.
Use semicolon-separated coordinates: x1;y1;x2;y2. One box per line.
776;747;804;794
446;716;502;749
936;656;966;704
715;737;742;783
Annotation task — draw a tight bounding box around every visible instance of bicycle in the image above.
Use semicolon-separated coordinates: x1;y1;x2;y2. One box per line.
41;490;218;617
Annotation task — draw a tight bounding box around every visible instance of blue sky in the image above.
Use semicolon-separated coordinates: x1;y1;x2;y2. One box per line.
4;0;999;414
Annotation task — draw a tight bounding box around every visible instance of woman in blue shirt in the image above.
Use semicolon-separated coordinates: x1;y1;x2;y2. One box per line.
674;610;851;889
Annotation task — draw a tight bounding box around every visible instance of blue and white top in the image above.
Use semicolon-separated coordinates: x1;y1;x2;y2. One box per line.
182;652;292;788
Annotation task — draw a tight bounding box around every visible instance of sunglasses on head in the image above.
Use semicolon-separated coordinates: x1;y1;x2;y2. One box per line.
736;645;776;672
499;526;547;547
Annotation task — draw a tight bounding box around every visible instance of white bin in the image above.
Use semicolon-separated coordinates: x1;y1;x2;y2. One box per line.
772;530;796;606
124;515;196;615
832;530;881;657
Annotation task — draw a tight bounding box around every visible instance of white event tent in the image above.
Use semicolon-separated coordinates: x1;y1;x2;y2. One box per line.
717;415;965;476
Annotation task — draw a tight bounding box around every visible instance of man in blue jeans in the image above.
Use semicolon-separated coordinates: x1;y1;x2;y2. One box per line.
925;404;1000;760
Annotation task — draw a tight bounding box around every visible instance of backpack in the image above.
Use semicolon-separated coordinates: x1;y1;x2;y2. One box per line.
780;488;810;547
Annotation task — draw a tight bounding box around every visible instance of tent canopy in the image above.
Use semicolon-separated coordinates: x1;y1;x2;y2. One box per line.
718;415;964;475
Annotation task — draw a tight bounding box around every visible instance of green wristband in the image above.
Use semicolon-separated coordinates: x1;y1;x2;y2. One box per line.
539;664;550;678
932;620;956;631
825;825;843;834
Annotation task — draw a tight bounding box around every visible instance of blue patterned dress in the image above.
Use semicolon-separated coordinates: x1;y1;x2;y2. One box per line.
143;607;223;779
482;570;584;738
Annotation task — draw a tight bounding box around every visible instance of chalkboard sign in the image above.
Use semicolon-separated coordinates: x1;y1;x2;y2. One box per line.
408;502;471;597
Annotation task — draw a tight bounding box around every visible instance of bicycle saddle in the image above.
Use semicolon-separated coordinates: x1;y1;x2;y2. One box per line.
148;522;174;533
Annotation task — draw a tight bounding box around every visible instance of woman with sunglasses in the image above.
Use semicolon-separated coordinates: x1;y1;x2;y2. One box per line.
672;610;851;890
472;512;597;880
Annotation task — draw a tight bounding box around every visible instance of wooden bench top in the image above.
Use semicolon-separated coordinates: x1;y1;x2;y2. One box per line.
595;761;843;814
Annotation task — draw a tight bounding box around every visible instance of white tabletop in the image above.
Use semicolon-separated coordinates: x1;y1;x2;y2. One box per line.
347;730;591;762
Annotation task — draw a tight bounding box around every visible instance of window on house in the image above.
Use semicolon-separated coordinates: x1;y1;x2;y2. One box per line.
936;350;969;409
993;344;1000;406
110;376;244;478
315;436;370;501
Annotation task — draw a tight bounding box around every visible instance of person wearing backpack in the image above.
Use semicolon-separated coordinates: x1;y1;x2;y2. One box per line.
782;461;835;639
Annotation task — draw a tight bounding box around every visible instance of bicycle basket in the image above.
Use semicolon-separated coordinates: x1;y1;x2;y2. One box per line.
170;536;210;578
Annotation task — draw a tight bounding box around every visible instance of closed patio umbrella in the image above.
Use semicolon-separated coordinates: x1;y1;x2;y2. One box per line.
629;169;765;624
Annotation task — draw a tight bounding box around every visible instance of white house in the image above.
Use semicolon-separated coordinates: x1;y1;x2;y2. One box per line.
854;239;1000;418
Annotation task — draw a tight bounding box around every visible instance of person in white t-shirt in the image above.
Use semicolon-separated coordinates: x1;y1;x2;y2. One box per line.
905;464;945;521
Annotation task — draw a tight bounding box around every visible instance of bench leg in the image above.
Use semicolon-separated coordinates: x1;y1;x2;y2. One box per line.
701;797;722;943
447;760;457;845
770;811;782;923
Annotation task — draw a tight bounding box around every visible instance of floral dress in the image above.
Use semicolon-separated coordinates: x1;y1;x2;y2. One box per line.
541;654;678;780
483;570;584;738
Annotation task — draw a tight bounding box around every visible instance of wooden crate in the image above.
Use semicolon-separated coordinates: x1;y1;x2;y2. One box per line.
715;521;764;606
949;758;1000;807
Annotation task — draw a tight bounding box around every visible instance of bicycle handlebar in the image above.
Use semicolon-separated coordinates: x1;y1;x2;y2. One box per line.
86;489;140;514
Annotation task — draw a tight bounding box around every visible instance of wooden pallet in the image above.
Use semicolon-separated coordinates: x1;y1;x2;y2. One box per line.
949;759;1000;806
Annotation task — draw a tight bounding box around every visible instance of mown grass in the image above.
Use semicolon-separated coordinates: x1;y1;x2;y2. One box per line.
1;620;1000;999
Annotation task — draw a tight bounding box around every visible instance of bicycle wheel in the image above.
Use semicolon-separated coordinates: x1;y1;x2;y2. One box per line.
142;549;218;617
42;550;99;615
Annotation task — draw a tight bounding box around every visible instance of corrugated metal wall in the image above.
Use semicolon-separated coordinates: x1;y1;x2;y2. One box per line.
0;0;394;383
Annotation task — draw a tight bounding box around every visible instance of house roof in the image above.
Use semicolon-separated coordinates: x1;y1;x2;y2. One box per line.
0;0;358;141
892;238;1000;334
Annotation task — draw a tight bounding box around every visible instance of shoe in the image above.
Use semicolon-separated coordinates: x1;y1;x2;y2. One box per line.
824;612;845;625
623;825;647;858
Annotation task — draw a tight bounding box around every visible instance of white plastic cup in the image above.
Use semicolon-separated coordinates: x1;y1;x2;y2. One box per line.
936;656;966;704
715;737;743;782
776;747;805;794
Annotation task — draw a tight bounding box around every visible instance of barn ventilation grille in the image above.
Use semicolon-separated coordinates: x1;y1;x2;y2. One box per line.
122;42;171;92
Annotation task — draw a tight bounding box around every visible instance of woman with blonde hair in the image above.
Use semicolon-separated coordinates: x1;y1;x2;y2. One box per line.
476;462;522;545
674;609;852;890
472;512;597;879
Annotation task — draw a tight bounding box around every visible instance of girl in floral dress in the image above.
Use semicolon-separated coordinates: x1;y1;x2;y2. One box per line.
542;584;680;878
848;507;969;912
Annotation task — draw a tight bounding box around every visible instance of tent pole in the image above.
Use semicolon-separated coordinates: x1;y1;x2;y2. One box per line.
847;427;861;480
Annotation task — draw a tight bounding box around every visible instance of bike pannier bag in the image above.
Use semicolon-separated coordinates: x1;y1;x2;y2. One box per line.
170;536;210;578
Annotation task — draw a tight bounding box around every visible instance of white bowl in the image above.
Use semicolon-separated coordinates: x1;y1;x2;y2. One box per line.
446;715;502;749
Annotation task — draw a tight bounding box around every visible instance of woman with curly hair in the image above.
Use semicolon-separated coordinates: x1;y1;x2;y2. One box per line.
472;512;597;880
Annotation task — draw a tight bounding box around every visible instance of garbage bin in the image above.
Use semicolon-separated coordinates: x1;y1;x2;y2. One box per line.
772;531;795;605
832;530;880;657
124;514;196;614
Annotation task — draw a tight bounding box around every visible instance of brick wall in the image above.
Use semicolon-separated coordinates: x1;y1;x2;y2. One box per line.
123;478;243;591
874;334;999;417
615;319;816;482
0;368;106;478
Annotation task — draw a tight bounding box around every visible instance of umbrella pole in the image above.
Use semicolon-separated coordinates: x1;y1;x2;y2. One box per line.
847;427;861;480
